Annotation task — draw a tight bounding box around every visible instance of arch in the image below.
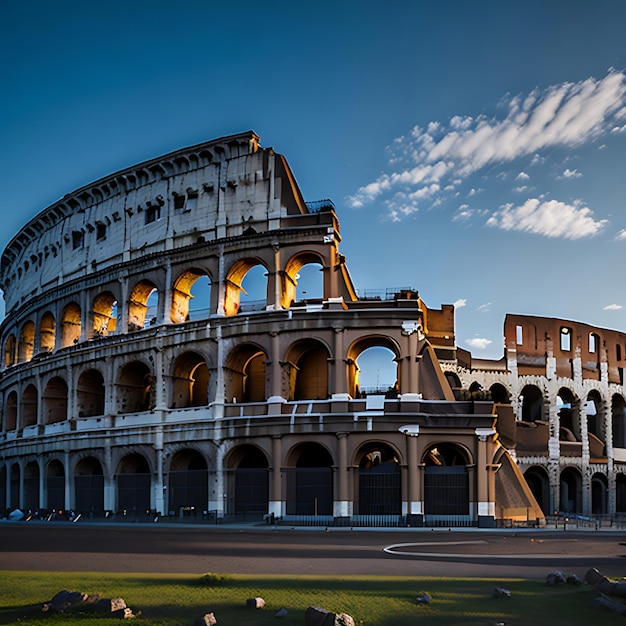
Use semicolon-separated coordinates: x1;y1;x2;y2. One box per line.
591;472;608;515
283;252;325;308
10;462;20;510
285;339;330;401
60;302;81;347
17;321;35;363
354;442;401;515
24;460;40;511
40;311;56;353
445;371;462;392
557;387;580;442
167;448;208;515
116;361;154;414
617;473;626;513
42;377;68;424
490;383;510;404
559;466;582;515
612;394;626;449
128;280;158;330
46;459;65;512
116;453;151;514
520;385;544;422
92;291;117;337
423;442;470;518
523;466;550;515
347;337;400;398
225;344;267;403
171;269;212;323
224;259;268;316
170;351;210;408
5;390;17;431
74;456;104;515
4;333;16;367
225;444;269;518
21;384;38;427
585;390;605;444
77;369;105;417
285;442;333;515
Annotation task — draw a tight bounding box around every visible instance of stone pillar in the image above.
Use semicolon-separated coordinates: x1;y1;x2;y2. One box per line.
579;403;591;515
333;433;351;521
269;435;284;517
153;427;164;515
103;440;115;514
331;327;348;398
64;450;71;511
217;245;226;316
118;273;129;334
405;430;423;524
475;428;496;527
268;331;284;403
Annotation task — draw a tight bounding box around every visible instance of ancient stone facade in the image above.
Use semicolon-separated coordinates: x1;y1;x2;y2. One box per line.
0;132;543;526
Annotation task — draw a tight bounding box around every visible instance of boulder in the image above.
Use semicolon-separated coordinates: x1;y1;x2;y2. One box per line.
195;612;217;626
246;597;265;608
546;571;566;586
42;590;87;612
275;607;288;618
305;606;355;626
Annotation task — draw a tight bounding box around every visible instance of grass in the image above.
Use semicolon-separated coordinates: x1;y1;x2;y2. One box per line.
0;571;623;626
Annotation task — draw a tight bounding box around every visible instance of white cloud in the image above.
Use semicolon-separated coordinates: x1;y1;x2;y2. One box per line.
486;198;607;239
453;298;467;308
517;171;530;180
604;303;623;310
615;229;626;240
514;185;528;193
562;168;582;178
466;337;492;350
477;302;491;312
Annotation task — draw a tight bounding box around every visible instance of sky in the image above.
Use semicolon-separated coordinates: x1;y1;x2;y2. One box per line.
3;0;626;362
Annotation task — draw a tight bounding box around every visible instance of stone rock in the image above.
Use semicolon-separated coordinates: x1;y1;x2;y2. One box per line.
42;590;87;612
275;607;288;618
493;587;511;598
415;592;431;604
195;612;217;626
246;597;265;608
546;571;566;585
566;573;582;585
585;567;626;598
305;606;355;626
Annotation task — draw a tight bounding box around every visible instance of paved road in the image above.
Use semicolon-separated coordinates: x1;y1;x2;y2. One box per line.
1;522;624;581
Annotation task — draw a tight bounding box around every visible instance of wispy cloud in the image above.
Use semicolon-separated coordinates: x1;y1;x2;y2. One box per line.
466;337;492;349
477;302;492;312
347;70;626;231
453;298;467;308
604;303;623;310
615;229;626;241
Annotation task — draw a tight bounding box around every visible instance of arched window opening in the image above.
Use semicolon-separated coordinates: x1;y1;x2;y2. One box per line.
286;340;329;401
46;460;65;512
225;345;267;403
559;467;582;515
116;453;151;515
171;352;210;408
520;385;544;422
286;443;333;516
61;302;82;347
77;369;105;417
585;390;605;446
116;361;154;414
560;326;572;352
4;334;16;367
445;372;462;399
557;388;580;442
226;445;269;519
490;383;510;404
589;332;600;354
352;345;398;398
423;443;470;518
18;321;35;363
171;270;212;323
5;390;17;431
128;281;158;330
42;377;68;424
612;394;626;449
21;384;38;427
40;312;56;353
24;461;40;512
10;463;20;510
356;443;401;516
524;466;550;516
224;260;268;316
92;292;117;337
591;473;608;515
74;456;104;515
282;254;325;308
617;474;626;513
168;449;208;515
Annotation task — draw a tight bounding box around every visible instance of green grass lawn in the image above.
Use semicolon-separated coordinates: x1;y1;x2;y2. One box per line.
0;571;623;626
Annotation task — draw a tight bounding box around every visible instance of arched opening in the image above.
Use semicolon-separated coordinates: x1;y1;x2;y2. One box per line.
225;345;267;403
170;352;210;408
347;338;399;398
171;270;212;323
42;377;68;424
116;361;154;414
46;460;65;512
591;473;608;515
586;390;605;457
283;253;325;307
60;302;81;347
77;369;105;417
0;466;5;514
24;461;39;512
128;281;158;330
40;312;55;353
286;443;333;516
523;466;550;515
116;453;151;515
74;456;104;515
92;292;117;337
224;259;268;316
559;466;582;515
612;394;626;450
355;443;401;516
21;384;38;427
520;385;544;422
558;388;580;442
445;372;462;397
490;383;510;404
423;443;470;521
17;321;35;363
5;390;17;431
4;334;16;367
10;463;20;510
285;340;329;401
167;449;208;516
226;445;269;519
617;474;626;513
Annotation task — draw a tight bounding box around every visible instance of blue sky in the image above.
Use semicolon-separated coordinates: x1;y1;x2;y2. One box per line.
3;0;626;361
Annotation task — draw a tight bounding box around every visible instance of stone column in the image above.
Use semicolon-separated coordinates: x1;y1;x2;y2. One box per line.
268;331;284;405
333;433;351;520
153;426;164;515
269;435;284;518
331;327;348;398
103;440;115;514
406;430;423;525
579;402;591;516
475;428;496;527
64;450;71;511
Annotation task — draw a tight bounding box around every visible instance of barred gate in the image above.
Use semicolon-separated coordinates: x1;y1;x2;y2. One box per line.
424;465;470;526
358;464;401;515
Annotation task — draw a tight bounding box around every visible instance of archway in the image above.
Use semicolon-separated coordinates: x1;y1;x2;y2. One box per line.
490;383;510;404
24;461;40;512
171;270;212;323
283;253;324;307
128;281;158;330
355;443;401;516
74;456;104;515
60;302;81;347
17;321;34;363
285;340;329;401
40;312;55;353
116;361;154;414
170;352;210;408
4;333;16;367
591;473;608;515
559;467;582;515
617;473;626;513
520;385;543;422
21;384;38;427
286;443;333;516
46;460;65;512
224;260;268;316
77;369;105;417
612;394;626;449
5;391;17;430
92;292;117;337
116;453;151;515
42;377;68;424
347;338;399;398
167;449;208;515
523;466;550;515
558;388;580;442
226;445;269;519
225;345;267;403
585;390;605;442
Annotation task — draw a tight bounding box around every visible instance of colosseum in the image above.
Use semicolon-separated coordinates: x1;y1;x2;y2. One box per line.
0;130;623;527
